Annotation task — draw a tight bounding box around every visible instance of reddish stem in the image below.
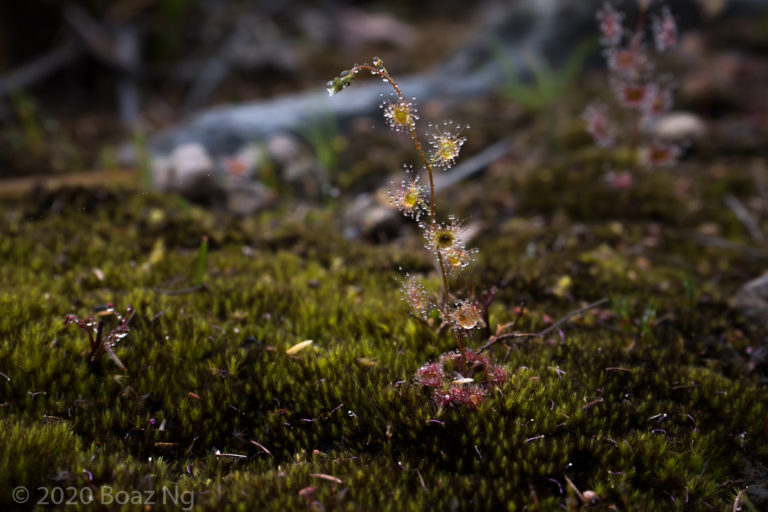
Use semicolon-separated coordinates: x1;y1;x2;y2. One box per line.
350;62;458;361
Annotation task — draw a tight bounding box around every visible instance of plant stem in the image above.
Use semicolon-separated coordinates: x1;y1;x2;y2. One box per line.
351;63;458;361
351;64;451;298
453;327;468;371
351;66;436;216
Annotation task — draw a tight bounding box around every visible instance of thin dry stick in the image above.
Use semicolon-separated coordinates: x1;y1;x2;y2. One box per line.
433;138;511;192
563;474;585;502
478;298;608;354
0;40;82;97
536;298;608;338
153;284;206;295
725;194;765;243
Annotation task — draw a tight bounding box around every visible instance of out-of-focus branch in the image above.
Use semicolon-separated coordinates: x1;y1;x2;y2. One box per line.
0;40;82;98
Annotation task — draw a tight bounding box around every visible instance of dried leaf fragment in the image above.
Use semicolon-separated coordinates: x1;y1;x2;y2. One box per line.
286;339;313;355
310;473;343;484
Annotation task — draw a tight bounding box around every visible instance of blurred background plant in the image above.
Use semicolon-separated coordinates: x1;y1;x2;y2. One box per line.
583;0;683;175
496;40;596;115
296;103;345;200
2;91;84;175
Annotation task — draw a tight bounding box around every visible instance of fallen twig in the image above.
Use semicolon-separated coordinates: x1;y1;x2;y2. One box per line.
214;450;247;459
249;440;272;456
310;473;343;484
536;298;607;339
434;138;511;192
693;234;765;258
605;367;635;373
478;298;607;354
0;40;82;98
732;488;747;512
563;474;584;502
153;284;207;295
725;194;765;243
62;4;121;66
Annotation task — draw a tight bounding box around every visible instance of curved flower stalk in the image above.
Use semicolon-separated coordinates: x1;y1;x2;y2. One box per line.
329;59;608;407
327;57;478;367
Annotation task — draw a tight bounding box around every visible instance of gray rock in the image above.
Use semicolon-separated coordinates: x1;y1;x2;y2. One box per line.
267;132;305;166
743;458;768;510
747;484;768;510
218;143;264;181
733;272;768;324
152;142;215;196
646;112;707;141
282;158;320;184
343;193;400;241
225;180;273;215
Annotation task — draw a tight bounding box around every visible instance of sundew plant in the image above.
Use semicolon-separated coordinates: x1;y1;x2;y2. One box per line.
327;58;508;407
584;0;682;172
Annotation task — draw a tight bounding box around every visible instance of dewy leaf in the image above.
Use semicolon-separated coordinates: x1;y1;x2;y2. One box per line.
326;73;355;96
286;339;313;355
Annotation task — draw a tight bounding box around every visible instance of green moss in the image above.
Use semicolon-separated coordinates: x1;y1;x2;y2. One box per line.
3;81;768;510
0;177;765;511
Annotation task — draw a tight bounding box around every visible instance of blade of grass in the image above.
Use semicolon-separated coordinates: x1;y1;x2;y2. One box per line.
195;235;208;287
